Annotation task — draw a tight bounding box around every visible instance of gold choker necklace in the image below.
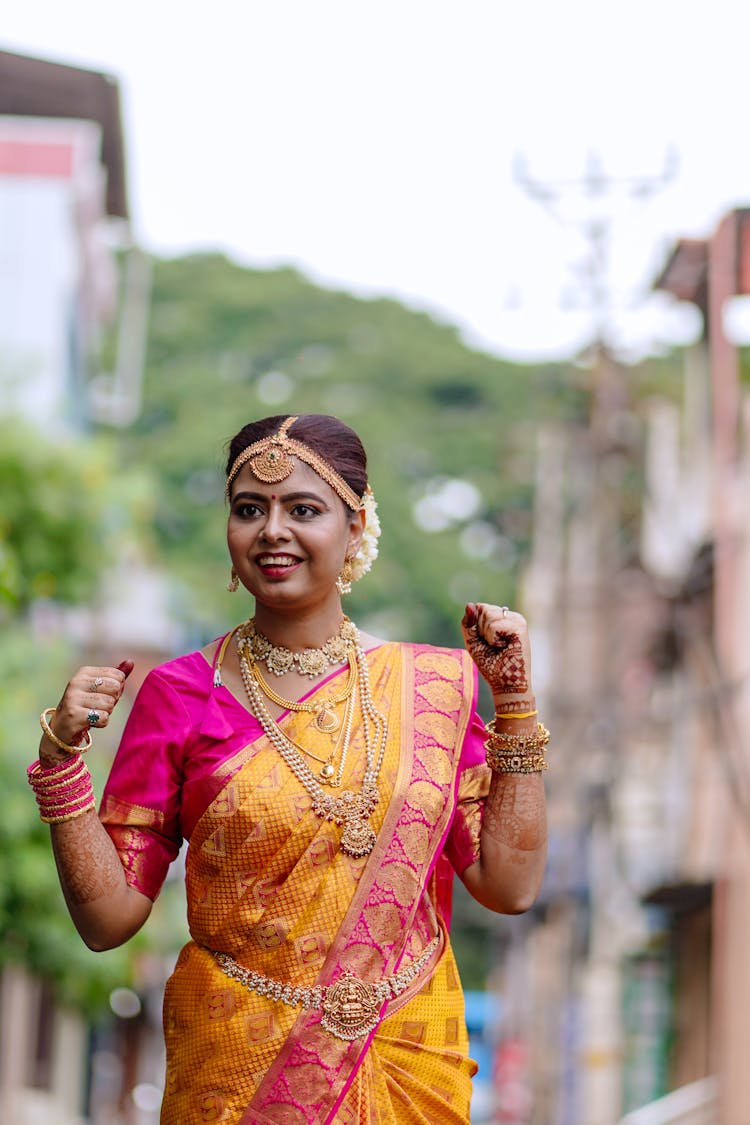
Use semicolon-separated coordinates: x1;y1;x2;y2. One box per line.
243;617;357;678
236;625;388;857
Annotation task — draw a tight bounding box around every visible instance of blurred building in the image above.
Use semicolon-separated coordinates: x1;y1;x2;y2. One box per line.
0;48;148;432
647;208;750;1125
0;48;161;1125
510;208;750;1124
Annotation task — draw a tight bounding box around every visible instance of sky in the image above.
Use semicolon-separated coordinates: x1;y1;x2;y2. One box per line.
3;1;749;362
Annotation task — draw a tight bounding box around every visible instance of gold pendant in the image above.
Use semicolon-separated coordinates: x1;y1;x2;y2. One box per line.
319;760;336;782
340;817;377;857
321;974;380;1040
314;706;340;734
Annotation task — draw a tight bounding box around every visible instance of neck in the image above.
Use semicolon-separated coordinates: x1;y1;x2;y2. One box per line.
250;602;349;650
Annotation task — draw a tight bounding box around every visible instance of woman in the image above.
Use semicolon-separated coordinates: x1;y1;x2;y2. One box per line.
29;413;548;1124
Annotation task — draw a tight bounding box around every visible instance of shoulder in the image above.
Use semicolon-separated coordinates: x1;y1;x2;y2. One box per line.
131;651;213;726
142;649;211;691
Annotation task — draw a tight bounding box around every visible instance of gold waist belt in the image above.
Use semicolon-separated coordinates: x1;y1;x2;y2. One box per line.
211;933;441;1041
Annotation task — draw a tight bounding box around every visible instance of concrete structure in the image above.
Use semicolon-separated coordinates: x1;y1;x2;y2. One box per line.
0;49;157;1125
652;208;750;1125
511;209;750;1123
0;48;148;431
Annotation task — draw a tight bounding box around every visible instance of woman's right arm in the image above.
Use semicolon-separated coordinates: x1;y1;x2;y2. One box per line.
37;662;153;951
48;811;153;951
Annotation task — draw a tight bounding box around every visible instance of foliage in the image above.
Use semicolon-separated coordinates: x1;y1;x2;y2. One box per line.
108;253;591;992
0;426;154;1015
2;252;684;1012
119;253;588;647
0;421;144;614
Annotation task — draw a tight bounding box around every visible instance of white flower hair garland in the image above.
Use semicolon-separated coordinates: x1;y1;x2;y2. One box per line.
351;486;380;582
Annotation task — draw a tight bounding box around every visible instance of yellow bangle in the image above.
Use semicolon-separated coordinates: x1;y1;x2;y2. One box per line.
494;709;538;720
39;708;93;755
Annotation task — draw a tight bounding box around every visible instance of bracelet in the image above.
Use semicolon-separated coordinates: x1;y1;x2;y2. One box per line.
485;720;550;752
494;709;538;720
486;745;548;774
27;756;97;823
484;721;550;775
39;707;93;755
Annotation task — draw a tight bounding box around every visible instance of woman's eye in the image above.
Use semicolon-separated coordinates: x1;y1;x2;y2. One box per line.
235;503;263;519
292;504;319;519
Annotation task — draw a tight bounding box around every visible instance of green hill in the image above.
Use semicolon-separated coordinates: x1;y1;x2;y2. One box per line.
120;252;585;646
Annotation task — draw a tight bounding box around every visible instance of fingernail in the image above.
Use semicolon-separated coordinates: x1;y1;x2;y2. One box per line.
464;603;476;626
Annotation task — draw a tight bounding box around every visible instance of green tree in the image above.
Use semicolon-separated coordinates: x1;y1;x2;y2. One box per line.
0;424;154;1014
0;422;134;612
120;253;587;646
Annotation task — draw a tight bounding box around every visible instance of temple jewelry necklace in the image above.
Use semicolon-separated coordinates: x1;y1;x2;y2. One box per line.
243;662;357;787
240;632;356;785
243;616;358;678
296;699;352;786
236;626;388;857
245;641;357;735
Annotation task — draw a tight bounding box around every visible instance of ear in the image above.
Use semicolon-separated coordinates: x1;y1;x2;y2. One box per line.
346;507;366;558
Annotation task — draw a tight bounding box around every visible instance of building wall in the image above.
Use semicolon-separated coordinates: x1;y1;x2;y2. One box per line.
0;116;118;430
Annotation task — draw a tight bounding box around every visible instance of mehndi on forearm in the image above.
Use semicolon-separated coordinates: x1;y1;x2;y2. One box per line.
51;811;125;906
480;771;547;854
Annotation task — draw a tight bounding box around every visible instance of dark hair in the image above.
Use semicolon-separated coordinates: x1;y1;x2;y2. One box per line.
225;414;368;500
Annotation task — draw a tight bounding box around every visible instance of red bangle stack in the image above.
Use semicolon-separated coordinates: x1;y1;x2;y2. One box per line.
27;754;96;824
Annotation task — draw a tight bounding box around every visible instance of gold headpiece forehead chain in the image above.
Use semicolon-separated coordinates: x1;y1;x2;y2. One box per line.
226;416;362;511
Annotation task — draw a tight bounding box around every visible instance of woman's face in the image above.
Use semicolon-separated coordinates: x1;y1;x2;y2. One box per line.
227;458;364;612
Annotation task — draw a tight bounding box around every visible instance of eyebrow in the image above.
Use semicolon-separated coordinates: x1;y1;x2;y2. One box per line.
232;489;329;505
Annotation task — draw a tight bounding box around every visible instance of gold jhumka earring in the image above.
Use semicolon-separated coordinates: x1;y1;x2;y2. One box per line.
336;559;354;596
227;567;239;593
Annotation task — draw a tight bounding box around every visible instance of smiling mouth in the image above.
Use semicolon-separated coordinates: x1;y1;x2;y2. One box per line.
256;554;301;569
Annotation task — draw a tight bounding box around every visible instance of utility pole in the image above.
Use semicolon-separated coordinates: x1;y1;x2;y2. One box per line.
513;152;678;1125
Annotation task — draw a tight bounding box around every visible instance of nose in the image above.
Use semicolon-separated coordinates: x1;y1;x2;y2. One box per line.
260;503;290;542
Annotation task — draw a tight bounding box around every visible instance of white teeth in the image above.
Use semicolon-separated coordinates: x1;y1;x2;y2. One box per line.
258;555;297;567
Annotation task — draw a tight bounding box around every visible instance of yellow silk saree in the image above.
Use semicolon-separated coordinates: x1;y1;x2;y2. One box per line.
100;642;491;1124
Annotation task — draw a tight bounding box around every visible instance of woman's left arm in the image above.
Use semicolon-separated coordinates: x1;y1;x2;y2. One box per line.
458;602;548;914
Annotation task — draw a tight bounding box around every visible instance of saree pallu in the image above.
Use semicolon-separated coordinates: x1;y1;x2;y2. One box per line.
100;642;491;1125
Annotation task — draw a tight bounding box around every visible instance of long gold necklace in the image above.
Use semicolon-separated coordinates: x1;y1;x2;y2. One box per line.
236;627;389;857
243;616;358;678
291;682;355;787
238;642;356;787
246;643;357;735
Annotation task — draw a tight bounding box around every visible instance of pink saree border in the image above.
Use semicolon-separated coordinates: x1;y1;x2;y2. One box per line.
243;643;476;1125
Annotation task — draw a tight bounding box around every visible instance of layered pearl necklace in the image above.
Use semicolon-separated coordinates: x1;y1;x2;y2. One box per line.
236;621;389;858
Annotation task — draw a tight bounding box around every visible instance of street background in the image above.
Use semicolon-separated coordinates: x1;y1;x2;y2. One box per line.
1;6;749;1122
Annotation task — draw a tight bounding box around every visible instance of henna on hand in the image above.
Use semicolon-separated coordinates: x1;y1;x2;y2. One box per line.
462;604;530;694
466;631;529;694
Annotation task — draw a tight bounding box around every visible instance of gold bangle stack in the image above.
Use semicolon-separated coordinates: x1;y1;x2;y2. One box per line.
484;719;550;774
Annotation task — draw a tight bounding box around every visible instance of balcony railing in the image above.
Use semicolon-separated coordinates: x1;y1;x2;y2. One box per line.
618;1077;718;1125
